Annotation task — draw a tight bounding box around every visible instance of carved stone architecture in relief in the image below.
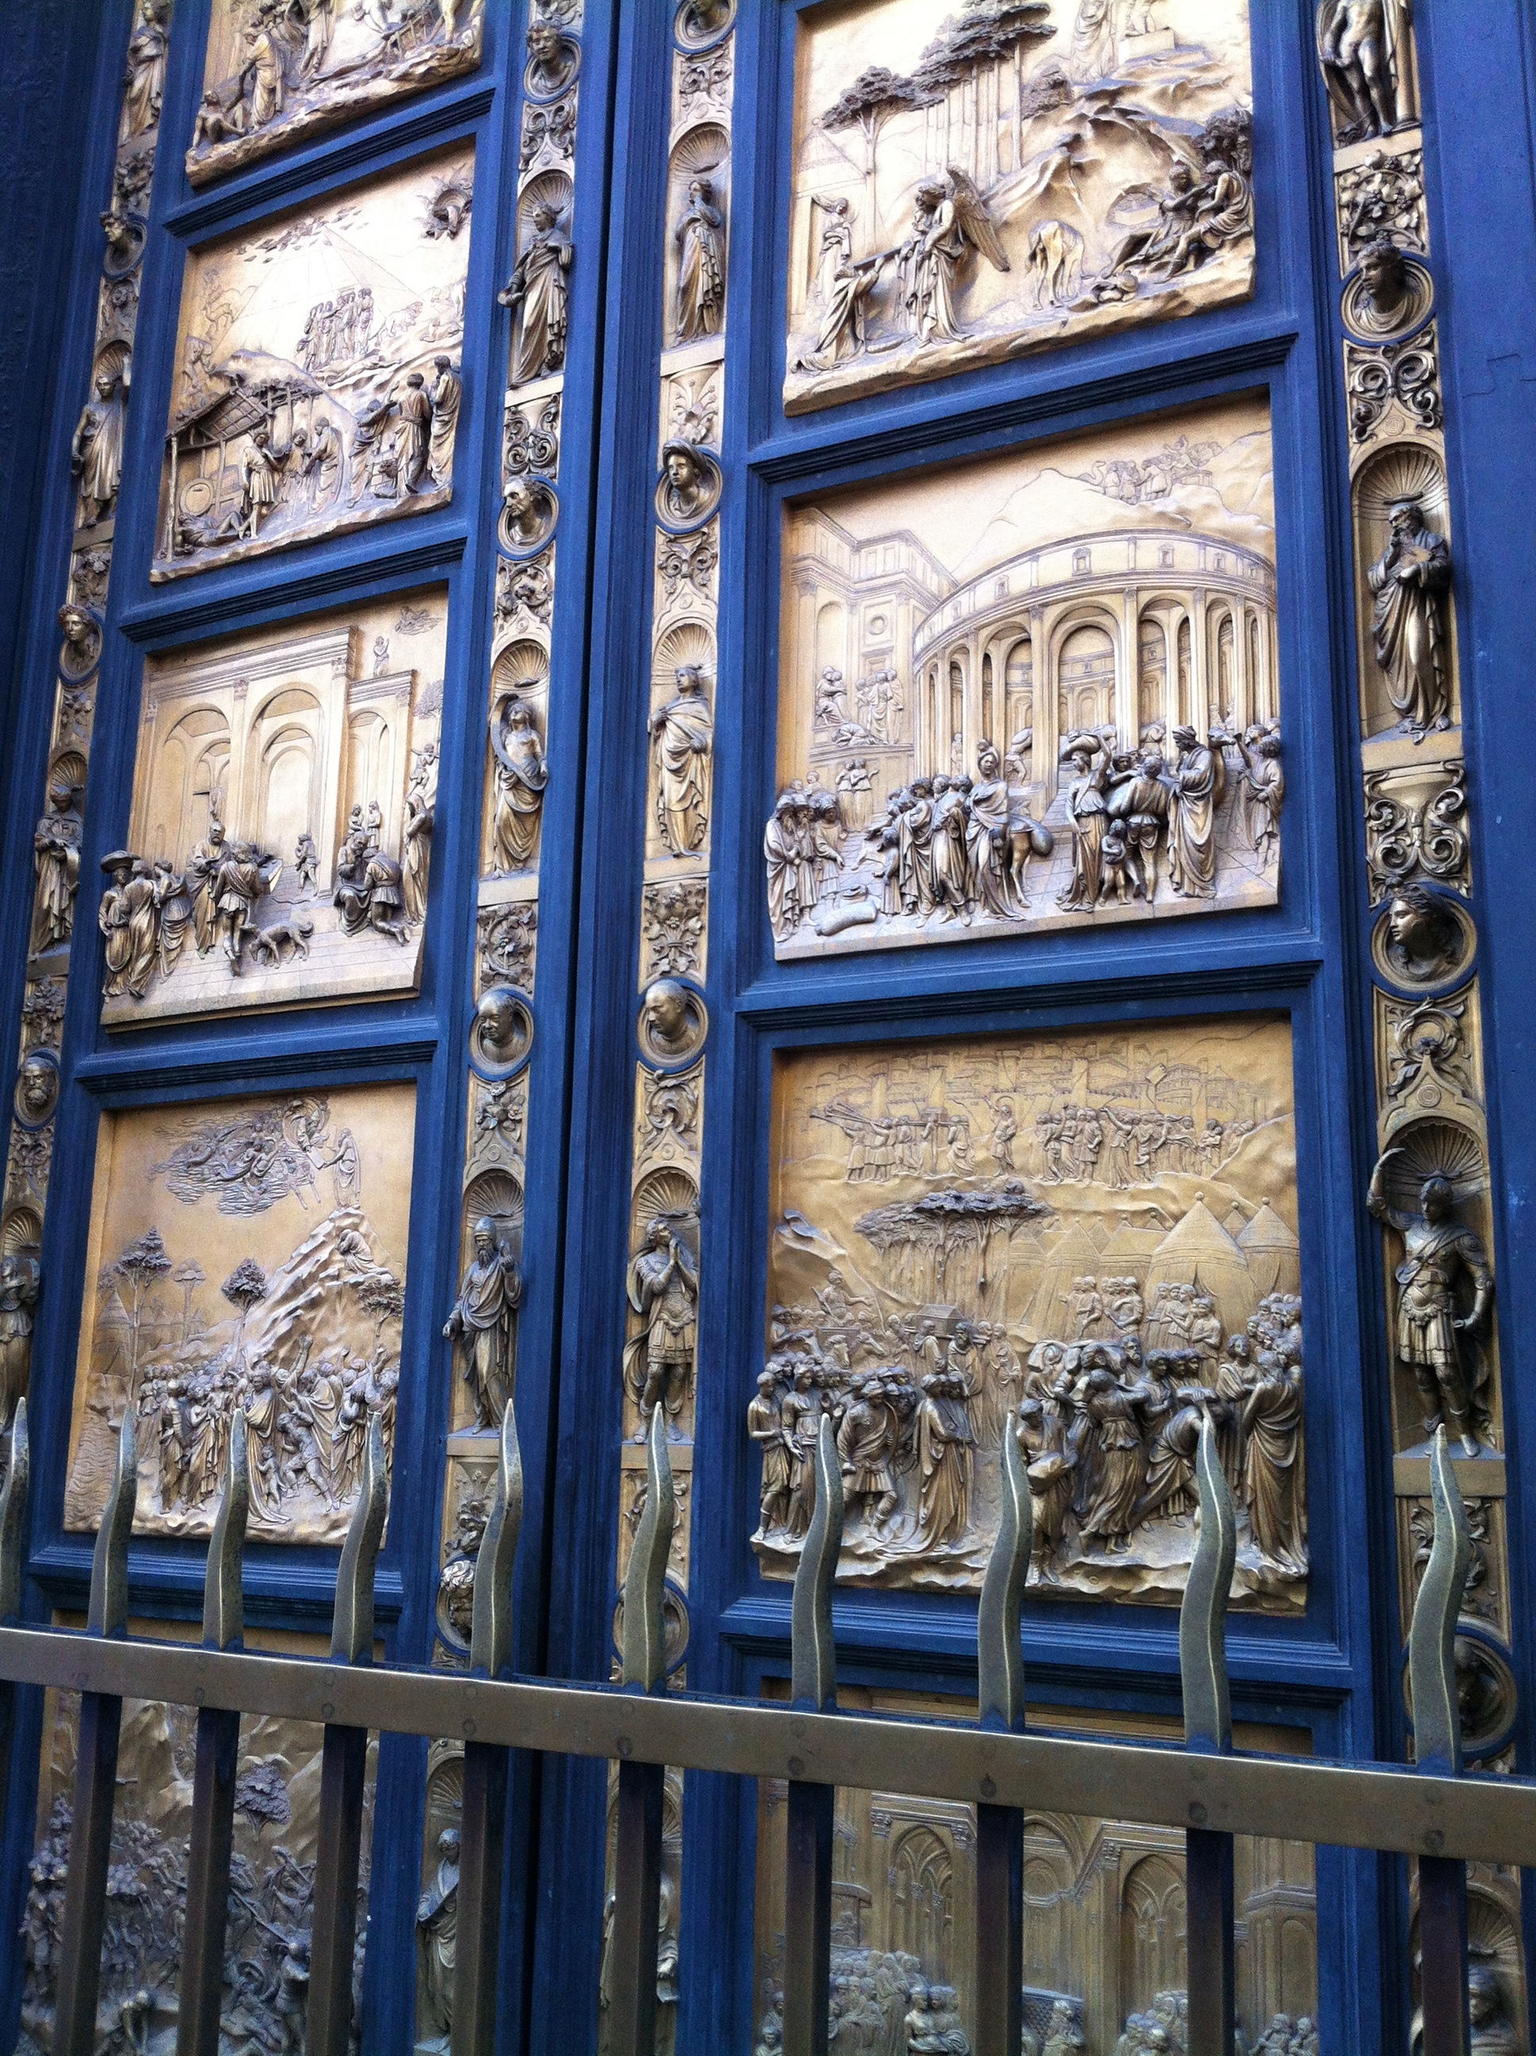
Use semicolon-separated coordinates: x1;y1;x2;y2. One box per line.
785;0;1255;413
755;1709;1316;2056
769;400;1280;958
190;0;485;184
62;1084;413;1545
758;1021;1305;1607
156;151;471;578
101;593;444;1024
19;1674;372;2055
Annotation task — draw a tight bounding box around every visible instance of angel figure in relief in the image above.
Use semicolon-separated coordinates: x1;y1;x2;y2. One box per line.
899;168;1009;345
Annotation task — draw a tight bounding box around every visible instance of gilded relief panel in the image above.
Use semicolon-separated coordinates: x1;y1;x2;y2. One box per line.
190;1;485;185
753;1690;1317;2056
155;149;471;580
103;591;444;1026
18;1626;375;2056
785;0;1255;414
63;1083;414;1544
757;1018;1304;1608
769;398;1281;958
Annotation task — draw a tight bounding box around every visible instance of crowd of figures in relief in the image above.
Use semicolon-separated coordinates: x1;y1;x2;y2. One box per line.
190;0;485;183
755;1024;1306;1606
770;402;1279;956
63;1088;413;1546
18;1703;368;2056
786;0;1256;410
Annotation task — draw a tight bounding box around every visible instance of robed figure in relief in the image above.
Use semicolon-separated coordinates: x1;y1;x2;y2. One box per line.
443;1218;523;1429
673;178;726;343
500;205;573;386
651;665;713;856
1367;498;1452;736
489;700;548;873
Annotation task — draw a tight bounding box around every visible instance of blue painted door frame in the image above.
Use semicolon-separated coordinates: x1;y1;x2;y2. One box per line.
0;5;1531;2053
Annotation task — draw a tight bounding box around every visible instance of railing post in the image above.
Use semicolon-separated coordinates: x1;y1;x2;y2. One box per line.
607;1403;675;2056
782;1414;843;2056
176;1414;250;2056
1179;1416;1237;2056
0;1400;31;1826
973;1423;1031;2056
307;1414;389;2056
451;1401;524;2056
1410;1429;1474;2056
53;1409;136;2056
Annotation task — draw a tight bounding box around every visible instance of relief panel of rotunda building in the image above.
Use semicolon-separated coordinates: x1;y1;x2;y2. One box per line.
103;591;444;1025
155;148;471;580
768;397;1281;958
62;1082;413;1546
785;0;1254;413
189;0;485;185
755;1017;1304;1608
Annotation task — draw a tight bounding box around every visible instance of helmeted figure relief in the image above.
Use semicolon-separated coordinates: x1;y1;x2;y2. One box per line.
1317;0;1417;144
489;700;548;874
673;176;726;343
444;1217;523;1429
500;204;573;384
1367;496;1452;739
72;372;126;526
213;839;283;970
625;1216;699;1433
652;664;713;855
1369;1149;1494;1457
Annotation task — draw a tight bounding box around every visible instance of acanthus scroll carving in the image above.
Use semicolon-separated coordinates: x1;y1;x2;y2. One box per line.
1337;148;1426;267
1363;761;1469;901
1347;330;1441;443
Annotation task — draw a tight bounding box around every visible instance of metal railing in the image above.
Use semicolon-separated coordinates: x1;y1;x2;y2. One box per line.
0;1396;1522;2056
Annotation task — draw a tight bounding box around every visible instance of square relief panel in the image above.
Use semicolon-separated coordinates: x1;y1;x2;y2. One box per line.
19;1626;377;2053
753;1689;1317;2056
155;148;472;580
63;1081;415;1544
189;1;484;185
785;0;1254;413
768;396;1280;959
756;1016;1305;1609
103;589;444;1026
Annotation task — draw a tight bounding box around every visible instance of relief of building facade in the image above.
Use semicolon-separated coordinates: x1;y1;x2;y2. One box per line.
753;1692;1316;2056
101;594;444;1025
770;399;1280;958
62;1084;414;1546
155;150;471;580
785;0;1255;413
757;1018;1304;1608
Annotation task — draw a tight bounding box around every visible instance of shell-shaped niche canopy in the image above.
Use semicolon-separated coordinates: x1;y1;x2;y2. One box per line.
671;122;728;183
491;638;550;702
464;1167;525;1243
630;1165;699;1251
1355;443;1447;522
518;169;574;239
1;1207;42;1260
652;619;715;692
1379;1117;1486;1208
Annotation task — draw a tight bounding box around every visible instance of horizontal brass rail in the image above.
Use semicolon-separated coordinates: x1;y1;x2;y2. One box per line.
2;1623;1527;1867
